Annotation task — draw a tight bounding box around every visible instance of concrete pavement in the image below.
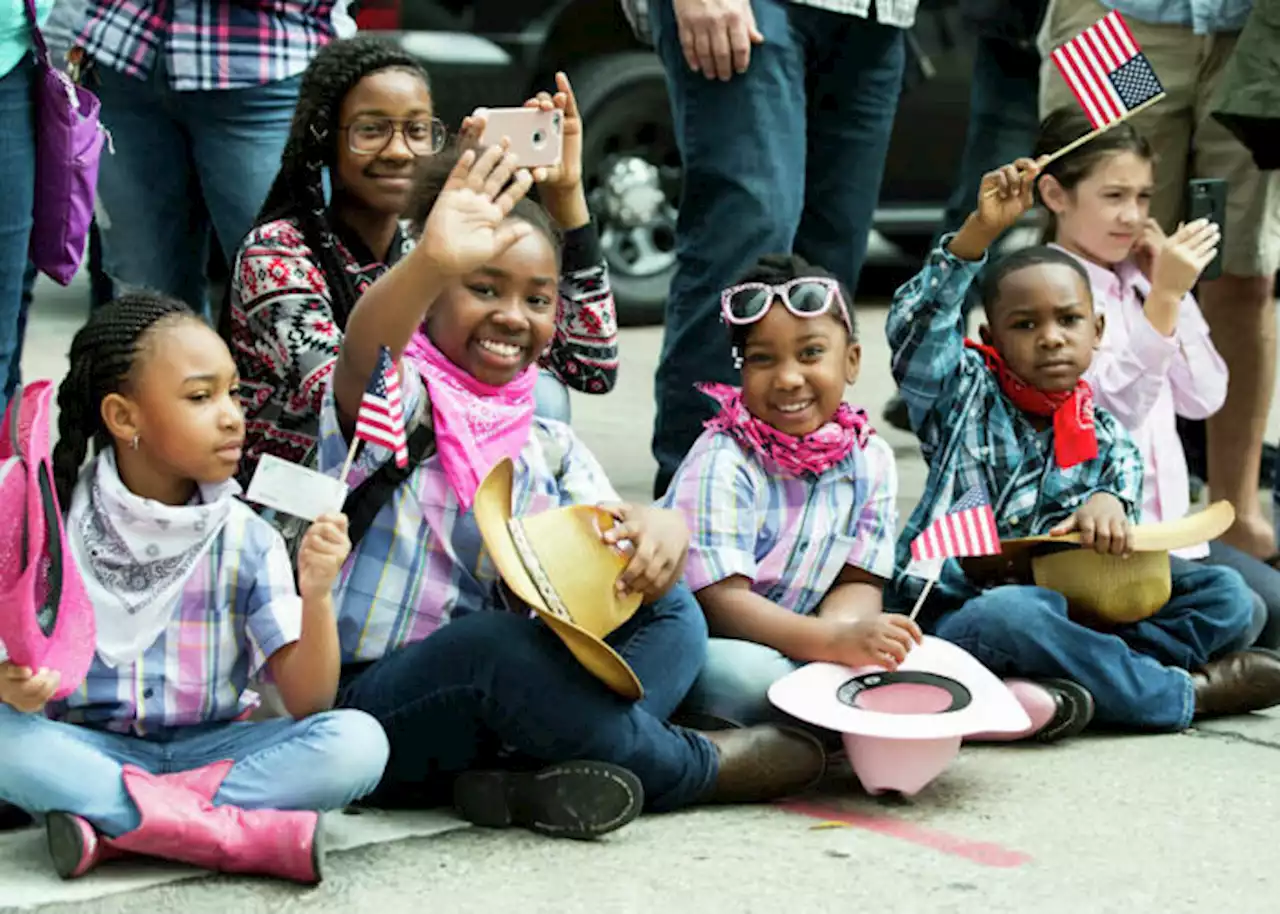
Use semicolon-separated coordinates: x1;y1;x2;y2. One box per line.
5;274;1280;914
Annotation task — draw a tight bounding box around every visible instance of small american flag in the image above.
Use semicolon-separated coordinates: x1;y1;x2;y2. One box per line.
1051;11;1164;130
910;484;1001;562
355;346;408;468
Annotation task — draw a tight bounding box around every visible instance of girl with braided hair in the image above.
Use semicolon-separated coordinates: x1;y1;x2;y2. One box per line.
0;292;388;883
225;36;619;490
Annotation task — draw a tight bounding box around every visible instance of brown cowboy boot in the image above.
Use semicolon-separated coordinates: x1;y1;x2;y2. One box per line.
699;725;826;804
1193;649;1280;718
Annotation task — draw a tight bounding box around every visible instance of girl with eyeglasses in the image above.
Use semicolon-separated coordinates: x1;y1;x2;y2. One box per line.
221;37;618;493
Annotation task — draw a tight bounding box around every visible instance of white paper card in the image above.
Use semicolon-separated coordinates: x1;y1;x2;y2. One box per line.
245;454;349;522
904;555;945;579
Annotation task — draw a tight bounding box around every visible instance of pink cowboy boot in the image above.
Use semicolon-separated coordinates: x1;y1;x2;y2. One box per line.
46;761;324;884
966;678;1096;744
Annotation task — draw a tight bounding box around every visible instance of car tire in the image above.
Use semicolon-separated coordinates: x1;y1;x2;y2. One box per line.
568;52;678;327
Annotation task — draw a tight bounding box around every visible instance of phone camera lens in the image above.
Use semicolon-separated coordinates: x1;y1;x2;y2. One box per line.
532;129;545;147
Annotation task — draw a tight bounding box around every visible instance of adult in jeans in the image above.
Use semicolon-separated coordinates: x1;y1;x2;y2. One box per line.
646;0;912;497
882;0;1047;432
76;0;334;317
1040;0;1280;559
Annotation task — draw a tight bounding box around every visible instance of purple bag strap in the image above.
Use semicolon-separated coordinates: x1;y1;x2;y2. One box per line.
22;0;53;68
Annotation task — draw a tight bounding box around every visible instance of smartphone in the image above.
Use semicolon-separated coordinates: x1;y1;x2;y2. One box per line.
473;106;563;168
1186;178;1227;281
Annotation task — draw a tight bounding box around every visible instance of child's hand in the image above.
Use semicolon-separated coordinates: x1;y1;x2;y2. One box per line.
297;513;352;603
599;505;689;601
417;144;535;277
822;615;923;670
974;157;1044;235
0;663;59;714
522;72;583;193
1148;218;1220;301
1131;217;1165;280
1050;493;1133;556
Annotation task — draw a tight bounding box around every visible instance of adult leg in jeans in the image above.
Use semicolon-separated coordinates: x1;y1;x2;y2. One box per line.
1202;543;1280;649
93;65;210;312
932;586;1196;730
791;10;903;298
648;0;806;498
0;58;36;417
533;367;573;424
186;75;302;283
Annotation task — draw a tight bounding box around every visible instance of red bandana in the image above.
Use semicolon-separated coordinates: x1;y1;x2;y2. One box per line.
964;340;1098;469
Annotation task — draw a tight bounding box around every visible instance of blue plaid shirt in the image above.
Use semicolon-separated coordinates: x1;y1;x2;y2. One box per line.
1100;1;1253;35
885;241;1145;625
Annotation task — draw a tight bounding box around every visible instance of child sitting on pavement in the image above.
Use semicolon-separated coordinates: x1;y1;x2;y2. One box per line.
1035;107;1277;649
661;253;923;730
886;156;1280;733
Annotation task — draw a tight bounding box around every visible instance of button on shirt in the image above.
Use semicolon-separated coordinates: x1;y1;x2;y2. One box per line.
1059;246;1227;559
662;428;898;616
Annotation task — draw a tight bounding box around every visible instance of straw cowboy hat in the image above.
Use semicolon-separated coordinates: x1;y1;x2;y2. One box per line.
473;458;644;700
768;637;1030;796
962;501;1236;627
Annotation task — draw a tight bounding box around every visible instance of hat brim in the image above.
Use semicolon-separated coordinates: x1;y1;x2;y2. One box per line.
768;636;1029;739
1002;500;1235;554
473;458;643;701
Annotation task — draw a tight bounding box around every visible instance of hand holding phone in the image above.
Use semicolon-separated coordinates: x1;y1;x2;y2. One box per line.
472;106;564;169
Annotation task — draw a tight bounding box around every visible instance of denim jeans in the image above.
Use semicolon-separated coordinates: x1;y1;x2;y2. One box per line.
0;707;389;837
338;585;718;812
0;57;36;417
1203;540;1280;649
92;64;300;316
648;0;906;496
680;638;801;728
931;558;1254;731
534;367;571;424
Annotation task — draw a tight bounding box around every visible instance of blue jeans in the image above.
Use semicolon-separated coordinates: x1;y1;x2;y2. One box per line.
648;0;905;496
337;585;717;812
680;638;800;728
0;57;35;416
1204;540;1280;649
0;707;389;837
534;367;571;424
931;559;1254;731
91;64;300;316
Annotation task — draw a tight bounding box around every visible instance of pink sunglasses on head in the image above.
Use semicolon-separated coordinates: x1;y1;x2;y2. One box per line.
720;277;852;333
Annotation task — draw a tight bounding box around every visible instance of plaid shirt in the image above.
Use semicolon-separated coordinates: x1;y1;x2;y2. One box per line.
885;241;1145;624
662;428;898;616
79;0;334;91
1101;0;1253;35
47;502;303;736
318;366;621;665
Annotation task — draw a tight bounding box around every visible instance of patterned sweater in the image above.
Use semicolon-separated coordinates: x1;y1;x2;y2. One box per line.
226;217;619;487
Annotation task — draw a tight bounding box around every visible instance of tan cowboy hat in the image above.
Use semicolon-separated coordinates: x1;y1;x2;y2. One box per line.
962;501;1236;627
473;458;644;700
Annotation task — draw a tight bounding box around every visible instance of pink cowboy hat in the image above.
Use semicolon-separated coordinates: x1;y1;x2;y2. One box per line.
768;636;1029;796
0;381;94;699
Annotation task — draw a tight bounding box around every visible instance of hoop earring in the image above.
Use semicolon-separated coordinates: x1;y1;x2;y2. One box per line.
130;433;139;451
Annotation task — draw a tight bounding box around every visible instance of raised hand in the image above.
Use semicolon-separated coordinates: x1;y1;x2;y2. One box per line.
417;144;536;277
1149;218;1221;301
975;157;1044;236
523;71;583;191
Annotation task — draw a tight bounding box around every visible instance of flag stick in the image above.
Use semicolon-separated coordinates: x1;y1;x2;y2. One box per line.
338;437;361;487
983;93;1166;198
908;572;939;623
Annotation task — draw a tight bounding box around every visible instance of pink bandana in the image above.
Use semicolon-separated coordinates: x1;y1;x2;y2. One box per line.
698;382;873;478
402;331;537;510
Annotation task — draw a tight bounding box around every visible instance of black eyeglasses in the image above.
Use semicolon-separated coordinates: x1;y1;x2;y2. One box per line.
343;116;447;157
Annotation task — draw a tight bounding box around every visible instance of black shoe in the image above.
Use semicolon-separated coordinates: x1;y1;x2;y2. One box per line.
453;761;643;840
1033;678;1096;743
0;802;33;832
883;395;911;432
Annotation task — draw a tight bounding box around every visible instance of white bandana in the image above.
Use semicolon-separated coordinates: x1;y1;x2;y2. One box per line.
67;450;238;668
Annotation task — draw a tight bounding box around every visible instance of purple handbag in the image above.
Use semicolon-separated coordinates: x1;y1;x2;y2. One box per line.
24;0;108;286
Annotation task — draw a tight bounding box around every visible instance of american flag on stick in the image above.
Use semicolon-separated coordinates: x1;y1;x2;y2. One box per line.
1051;11;1164;130
911;484;1001;562
354;345;408;468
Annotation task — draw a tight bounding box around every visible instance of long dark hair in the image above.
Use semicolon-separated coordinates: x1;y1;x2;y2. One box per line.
53;292;199;510
1034;106;1154;242
220;37;430;337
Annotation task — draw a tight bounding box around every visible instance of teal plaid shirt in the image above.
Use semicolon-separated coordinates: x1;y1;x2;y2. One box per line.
884;240;1145;626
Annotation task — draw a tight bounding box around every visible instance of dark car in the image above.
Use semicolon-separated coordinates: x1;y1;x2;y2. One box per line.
353;0;979;323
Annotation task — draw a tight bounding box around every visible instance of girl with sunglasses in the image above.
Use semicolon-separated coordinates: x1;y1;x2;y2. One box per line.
660;254;923;730
222;37;618;494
